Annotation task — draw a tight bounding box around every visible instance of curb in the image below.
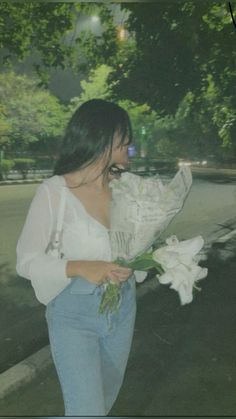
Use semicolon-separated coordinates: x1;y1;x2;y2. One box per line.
213;229;236;243
191;167;236;177
1;229;236;400
0;345;51;400
0;178;45;186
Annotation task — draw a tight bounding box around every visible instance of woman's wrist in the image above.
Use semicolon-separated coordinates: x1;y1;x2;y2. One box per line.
66;260;86;278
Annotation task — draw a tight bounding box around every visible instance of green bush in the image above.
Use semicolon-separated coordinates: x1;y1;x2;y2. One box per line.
35;156;55;170
130;157;177;173
149;158;177;172
0;159;15;180
13;158;36;179
129;157;146;171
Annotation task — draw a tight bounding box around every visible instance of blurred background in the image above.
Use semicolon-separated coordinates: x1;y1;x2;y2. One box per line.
1;1;236;180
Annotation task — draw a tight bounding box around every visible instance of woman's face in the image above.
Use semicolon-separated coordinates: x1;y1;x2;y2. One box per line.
111;132;130;169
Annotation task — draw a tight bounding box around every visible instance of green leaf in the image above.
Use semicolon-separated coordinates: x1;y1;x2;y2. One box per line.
115;253;164;273
98;282;121;315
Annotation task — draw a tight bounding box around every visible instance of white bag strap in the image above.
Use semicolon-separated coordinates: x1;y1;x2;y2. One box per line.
53;186;66;247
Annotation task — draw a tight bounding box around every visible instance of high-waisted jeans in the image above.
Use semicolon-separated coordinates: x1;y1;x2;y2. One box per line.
45;275;136;416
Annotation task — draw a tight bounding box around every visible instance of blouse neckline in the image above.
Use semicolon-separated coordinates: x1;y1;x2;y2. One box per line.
59;175;110;232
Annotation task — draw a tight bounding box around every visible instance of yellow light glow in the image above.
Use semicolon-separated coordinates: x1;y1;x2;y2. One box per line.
117;26;127;41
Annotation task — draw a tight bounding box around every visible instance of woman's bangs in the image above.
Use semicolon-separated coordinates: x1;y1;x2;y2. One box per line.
116;122;133;148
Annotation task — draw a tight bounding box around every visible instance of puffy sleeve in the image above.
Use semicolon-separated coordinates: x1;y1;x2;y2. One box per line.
16;182;71;305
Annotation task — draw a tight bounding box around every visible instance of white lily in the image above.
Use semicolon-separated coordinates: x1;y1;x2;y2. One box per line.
153;235;208;305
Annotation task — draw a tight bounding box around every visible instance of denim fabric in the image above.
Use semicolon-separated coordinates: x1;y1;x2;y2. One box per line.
45;275;136;416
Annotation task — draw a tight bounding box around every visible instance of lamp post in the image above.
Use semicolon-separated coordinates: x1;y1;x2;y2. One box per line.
0;150;4;164
140;126;146;158
0;150;4;181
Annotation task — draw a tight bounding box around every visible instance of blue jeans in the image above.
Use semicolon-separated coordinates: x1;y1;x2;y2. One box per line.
45;275;136;416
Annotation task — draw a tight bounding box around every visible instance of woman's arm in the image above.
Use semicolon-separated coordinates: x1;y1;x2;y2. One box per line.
16;183;71;303
16;183;132;304
66;260;133;285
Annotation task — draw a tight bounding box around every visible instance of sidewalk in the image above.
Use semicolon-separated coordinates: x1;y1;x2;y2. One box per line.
0;238;235;416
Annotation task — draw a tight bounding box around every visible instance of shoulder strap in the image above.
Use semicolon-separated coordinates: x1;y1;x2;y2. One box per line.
57;186;66;232
53;186;66;248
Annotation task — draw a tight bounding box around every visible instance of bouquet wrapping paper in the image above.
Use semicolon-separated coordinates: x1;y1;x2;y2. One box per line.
108;166;192;260
99;167;208;316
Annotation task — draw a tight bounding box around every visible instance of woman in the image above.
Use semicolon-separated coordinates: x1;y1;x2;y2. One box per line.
16;99;137;416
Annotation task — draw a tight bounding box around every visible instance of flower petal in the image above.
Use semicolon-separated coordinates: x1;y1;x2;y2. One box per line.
158;264;198;305
134;270;148;283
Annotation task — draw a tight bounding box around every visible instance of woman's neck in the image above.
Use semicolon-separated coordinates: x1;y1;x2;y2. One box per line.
64;169;110;192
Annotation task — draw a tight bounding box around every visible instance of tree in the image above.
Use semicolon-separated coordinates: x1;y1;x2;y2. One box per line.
0;104;11;145
3;2;235;158
78;2;236;114
69;67;162;158
2;2;236;117
76;2;236;157
0;72;68;154
69;64;114;113
0;2;78;82
117;99;159;157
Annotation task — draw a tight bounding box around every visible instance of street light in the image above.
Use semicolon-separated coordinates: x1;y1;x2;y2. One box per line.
0;150;4;163
140;126;146;158
117;25;128;41
91;15;100;24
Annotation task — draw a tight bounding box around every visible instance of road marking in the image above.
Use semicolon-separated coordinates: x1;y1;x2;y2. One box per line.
215;229;236;243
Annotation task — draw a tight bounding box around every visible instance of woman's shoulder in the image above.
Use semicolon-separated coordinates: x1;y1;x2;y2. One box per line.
32;175;66;213
33;175;63;203
40;174;63;190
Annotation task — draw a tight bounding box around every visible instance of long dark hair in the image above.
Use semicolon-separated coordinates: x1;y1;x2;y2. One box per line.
53;99;132;187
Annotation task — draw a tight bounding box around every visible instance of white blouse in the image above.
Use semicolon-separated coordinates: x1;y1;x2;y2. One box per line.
16;175;113;305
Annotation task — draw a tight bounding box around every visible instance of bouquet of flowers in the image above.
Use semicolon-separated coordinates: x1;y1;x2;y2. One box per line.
108;166;192;259
99;166;208;316
99;235;208;315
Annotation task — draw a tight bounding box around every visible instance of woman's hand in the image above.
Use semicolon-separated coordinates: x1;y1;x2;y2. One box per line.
66;260;133;285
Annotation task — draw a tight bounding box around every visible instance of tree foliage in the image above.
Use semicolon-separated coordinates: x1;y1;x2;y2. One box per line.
69;65;161;156
1;2;235;113
0;2;81;85
1;2;236;159
0;72;68;153
77;2;236;112
117;99;159;156
76;1;236;157
69;64;114;113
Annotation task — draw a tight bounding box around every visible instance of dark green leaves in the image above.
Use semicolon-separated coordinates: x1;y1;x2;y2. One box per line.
98;282;121;315
115;252;164;273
